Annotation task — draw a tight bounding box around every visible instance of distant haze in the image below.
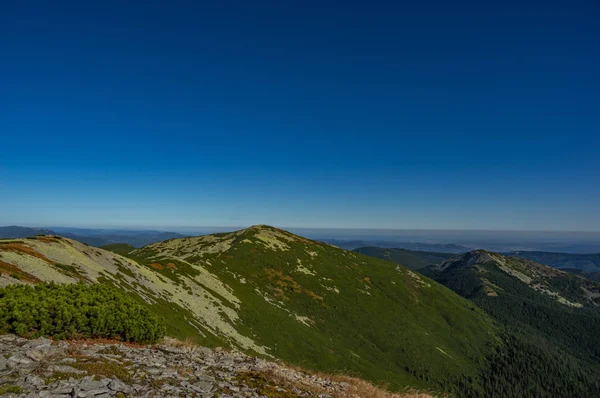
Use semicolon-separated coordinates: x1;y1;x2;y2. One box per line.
103;226;600;254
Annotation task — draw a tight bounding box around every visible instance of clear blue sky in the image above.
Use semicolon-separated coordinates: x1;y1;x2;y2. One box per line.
1;0;598;231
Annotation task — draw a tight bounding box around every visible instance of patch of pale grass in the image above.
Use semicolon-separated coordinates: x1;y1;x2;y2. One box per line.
327;375;438;398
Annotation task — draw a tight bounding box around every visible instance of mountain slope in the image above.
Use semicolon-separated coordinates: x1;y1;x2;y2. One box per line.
422;250;600;396
353;247;454;270
560;268;600;282
425;250;600;308
100;243;136;255
0;227;498;394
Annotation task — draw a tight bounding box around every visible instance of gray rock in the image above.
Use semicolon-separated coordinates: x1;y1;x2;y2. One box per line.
76;388;111;397
25;374;46;387
39;392;72;398
26;349;46;362
77;376;104;391
23;337;52;349
191;380;214;393
99;379;111;387
8;354;34;367
51;385;76;395
108;378;131;393
0;334;356;398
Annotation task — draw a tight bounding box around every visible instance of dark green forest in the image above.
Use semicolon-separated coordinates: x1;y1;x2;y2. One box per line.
427;261;600;397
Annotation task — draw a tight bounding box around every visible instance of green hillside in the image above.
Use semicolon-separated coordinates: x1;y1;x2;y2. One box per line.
560;268;600;282
353;247;454;270
0;227;498;395
422;250;600;397
130;226;498;392
100;243;136;255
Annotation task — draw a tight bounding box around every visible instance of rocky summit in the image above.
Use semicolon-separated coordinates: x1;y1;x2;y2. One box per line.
0;335;430;398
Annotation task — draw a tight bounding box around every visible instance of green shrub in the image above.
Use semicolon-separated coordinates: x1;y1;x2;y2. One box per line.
0;385;23;394
0;282;166;343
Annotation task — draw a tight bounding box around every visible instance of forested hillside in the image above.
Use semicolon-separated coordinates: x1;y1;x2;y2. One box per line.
423;251;600;397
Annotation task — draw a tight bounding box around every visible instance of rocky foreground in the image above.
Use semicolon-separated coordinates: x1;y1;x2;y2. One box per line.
0;335;431;398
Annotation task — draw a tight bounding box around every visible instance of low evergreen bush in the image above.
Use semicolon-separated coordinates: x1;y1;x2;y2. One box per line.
0;282;165;343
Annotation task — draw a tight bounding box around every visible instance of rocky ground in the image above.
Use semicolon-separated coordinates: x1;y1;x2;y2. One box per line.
0;335;431;398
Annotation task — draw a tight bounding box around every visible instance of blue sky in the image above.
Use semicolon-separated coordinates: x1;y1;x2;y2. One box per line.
1;0;599;231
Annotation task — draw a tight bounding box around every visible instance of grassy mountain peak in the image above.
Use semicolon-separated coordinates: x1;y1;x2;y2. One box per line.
0;228;500;394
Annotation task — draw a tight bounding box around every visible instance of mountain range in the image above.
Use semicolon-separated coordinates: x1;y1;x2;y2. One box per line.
321;238;470;253
1;226;599;396
354;246;600;282
0;226;186;248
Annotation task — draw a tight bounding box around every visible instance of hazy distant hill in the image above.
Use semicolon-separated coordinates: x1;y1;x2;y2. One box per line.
0;226;497;394
0;226;56;238
321;238;469;253
0;225;186;248
51;227;186;247
506;250;600;272
353;247;454;270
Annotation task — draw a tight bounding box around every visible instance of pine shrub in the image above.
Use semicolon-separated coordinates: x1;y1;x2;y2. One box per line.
0;282;166;343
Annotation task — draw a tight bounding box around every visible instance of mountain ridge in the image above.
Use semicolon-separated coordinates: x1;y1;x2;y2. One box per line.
0;226;498;394
419;249;600;396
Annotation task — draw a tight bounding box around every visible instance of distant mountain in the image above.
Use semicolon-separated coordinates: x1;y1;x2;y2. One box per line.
51;227;187;247
0;226;499;395
0;225;186;248
506;250;600;272
321;238;469;253
353;247;454;270
425;250;600;307
0;226;56;238
422;250;600;396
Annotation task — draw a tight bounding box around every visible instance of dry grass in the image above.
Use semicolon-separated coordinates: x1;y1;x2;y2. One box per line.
328;375;438;398
149;262;165;270
0;259;41;283
245;358;438;398
62;337;149;349
264;268;323;300
33;236;61;244
1;243;56;264
163;336;198;349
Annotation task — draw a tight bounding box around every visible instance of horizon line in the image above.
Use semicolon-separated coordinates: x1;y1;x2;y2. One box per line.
6;223;600;234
